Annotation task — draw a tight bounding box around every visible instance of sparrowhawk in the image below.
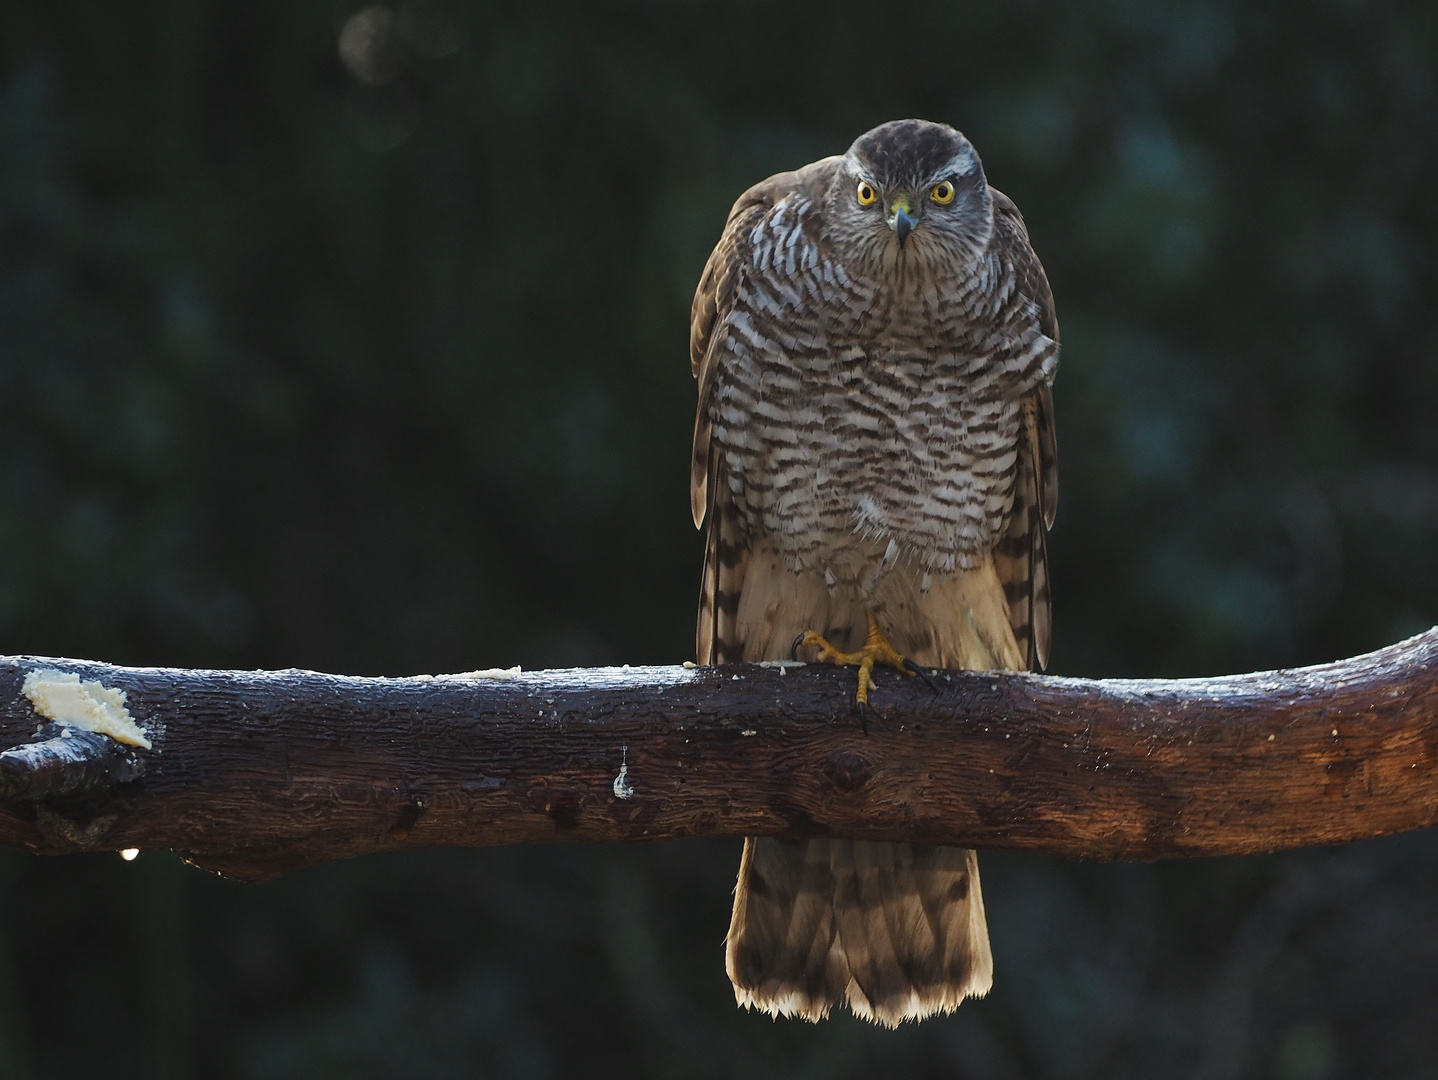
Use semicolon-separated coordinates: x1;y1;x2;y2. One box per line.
690;119;1059;1026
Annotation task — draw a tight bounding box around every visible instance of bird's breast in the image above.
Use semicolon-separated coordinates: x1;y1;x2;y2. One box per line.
712;328;1021;582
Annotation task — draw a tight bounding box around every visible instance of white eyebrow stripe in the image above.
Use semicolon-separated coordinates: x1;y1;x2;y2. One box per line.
942;151;979;177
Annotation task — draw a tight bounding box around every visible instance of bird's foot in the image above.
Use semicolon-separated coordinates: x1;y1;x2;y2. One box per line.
793;613;916;727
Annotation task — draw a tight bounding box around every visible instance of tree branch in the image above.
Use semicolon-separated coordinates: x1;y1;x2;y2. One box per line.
2;629;1437;881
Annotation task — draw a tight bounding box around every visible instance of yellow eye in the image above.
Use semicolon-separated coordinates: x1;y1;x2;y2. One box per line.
930;180;955;204
856;181;877;206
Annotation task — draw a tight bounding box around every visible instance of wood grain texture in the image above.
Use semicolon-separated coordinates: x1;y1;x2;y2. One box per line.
1;629;1437;881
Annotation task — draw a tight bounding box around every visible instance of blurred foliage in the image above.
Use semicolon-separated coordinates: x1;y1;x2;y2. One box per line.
1;0;1436;1077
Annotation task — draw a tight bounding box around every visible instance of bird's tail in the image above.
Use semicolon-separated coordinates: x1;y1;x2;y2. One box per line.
725;836;992;1027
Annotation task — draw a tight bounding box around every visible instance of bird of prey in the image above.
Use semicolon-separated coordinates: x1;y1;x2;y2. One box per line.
689;119;1059;1026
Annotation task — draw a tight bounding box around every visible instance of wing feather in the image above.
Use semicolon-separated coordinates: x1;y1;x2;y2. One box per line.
692;160;842;661
689;190;767;530
987;188;1059;671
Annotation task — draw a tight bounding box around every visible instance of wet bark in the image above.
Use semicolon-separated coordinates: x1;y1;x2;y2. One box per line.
2;629;1436;881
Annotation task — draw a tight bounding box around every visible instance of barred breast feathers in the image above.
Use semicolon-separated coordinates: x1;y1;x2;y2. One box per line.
704;198;1053;567
692;162;1059;668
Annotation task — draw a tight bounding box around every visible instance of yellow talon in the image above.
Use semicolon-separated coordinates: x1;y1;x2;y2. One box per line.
797;612;915;706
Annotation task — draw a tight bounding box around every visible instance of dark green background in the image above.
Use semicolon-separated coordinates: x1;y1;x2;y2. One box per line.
2;1;1436;1076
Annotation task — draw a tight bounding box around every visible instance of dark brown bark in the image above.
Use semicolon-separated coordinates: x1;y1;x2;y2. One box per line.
2;629;1437;881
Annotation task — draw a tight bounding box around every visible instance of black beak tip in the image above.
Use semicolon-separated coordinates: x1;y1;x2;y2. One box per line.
893;209;916;244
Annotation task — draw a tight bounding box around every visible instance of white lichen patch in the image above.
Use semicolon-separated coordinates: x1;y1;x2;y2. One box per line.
453;666;522;680
757;659;806;669
21;668;152;749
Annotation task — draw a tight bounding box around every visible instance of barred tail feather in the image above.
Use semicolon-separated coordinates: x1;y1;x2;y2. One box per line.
727;839;992;1027
717;554;1017;1025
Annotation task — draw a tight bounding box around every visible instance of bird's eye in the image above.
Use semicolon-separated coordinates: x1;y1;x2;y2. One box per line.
930;181;955;204
856;182;877;206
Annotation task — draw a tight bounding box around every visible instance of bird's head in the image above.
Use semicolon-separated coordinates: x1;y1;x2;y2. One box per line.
826;119;994;273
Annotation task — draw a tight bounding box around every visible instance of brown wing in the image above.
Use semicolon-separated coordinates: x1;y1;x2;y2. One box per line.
689;189;767;530
691;160;841;664
987;188;1059;671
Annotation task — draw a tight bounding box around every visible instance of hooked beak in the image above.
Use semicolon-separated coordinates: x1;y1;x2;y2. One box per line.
892;208;917;244
888;194;917;245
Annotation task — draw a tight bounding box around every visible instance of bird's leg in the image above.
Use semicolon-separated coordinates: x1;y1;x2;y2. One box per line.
794;612;915;710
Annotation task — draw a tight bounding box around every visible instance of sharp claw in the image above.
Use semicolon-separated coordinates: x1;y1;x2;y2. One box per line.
791;633;807;660
855;699;870;736
904;658;938;694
